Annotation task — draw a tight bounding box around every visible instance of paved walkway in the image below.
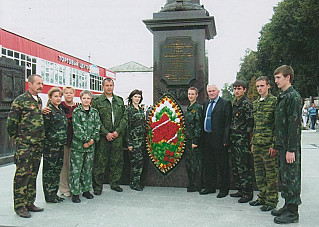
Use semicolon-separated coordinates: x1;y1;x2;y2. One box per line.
0;131;318;227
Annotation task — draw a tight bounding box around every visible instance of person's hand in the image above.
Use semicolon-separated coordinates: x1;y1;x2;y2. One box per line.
42;106;51;114
286;151;295;164
191;144;197;149
128;146;133;152
112;131;119;139
251;145;254;153
88;139;94;146
269;148;277;157
106;133;113;141
83;143;89;148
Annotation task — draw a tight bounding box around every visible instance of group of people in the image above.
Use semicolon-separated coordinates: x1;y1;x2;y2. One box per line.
184;65;301;224
6;65;301;225
6;77;146;218
302;103;318;130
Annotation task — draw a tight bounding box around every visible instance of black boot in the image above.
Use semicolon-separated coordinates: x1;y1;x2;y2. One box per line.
72;195;81;203
271;204;287;216
82;191;94;199
274;204;299;224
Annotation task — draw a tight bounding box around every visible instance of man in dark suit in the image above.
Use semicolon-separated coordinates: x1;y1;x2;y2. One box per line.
200;84;232;198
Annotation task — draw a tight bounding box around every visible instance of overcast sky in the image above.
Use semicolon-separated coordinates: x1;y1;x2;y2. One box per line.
0;0;281;89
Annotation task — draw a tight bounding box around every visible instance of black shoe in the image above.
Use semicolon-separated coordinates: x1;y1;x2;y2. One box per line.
56;196;65;202
83;191;94;199
94;191;102;195
199;188;216;195
111;186;123;192
132;185;143;191
72;195;81;203
46;198;59;203
261;205;275;212
238;195;253;203
274;211;299;224
230;191;242;197
217;191;228;198
16;207;31;218
187;186;198;192
271;205;287;216
26;204;44;212
249;200;264;206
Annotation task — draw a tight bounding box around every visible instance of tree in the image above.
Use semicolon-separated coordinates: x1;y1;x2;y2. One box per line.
256;0;319;97
221;83;234;101
247;76;259;102
237;49;263;85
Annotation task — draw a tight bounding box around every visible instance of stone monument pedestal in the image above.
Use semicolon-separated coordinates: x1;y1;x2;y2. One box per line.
142;1;216;187
143;6;216;107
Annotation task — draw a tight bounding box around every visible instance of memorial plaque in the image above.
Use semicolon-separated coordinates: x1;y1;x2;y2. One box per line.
161;37;196;86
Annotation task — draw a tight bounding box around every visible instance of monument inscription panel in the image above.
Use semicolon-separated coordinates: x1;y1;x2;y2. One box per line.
161;37;196;86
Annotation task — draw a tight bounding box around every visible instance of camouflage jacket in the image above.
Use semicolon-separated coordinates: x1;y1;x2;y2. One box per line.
230;96;254;141
43;103;68;149
71;104;101;153
185;101;202;145
127;105;146;147
92;93;127;138
6;91;45;145
274;86;302;152
252;93;277;147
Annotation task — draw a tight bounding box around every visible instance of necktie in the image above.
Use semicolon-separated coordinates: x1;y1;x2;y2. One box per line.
205;101;214;132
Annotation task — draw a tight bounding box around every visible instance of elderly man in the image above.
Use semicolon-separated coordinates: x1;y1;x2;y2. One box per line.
7;74;45;218
200;84;232;198
92;78;128;194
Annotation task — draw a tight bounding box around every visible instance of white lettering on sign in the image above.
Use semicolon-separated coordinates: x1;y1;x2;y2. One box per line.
58;55;89;70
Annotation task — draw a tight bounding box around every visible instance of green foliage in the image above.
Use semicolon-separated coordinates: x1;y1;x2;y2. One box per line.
237;49;263;84
221;83;234;100
238;0;319;97
256;0;319;97
247;76;259;102
155;106;176;121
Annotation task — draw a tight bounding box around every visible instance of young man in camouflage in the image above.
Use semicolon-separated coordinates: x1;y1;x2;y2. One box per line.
272;65;302;224
70;90;101;203
6;74;45;218
250;76;278;212
185;87;202;192
229;80;254;203
126;89;146;191
92;78;127;194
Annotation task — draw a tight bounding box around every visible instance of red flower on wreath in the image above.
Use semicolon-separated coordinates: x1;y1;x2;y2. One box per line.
150;114;180;144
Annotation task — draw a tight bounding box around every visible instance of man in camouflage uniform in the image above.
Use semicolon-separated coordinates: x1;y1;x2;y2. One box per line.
230;80;254;203
6;74;45;218
126;89;146;191
184;87;202;193
249;76;278;211
92;78;127;194
272;65;302;224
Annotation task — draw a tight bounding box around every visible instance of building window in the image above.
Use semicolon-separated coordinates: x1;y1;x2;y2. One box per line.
90;74;103;92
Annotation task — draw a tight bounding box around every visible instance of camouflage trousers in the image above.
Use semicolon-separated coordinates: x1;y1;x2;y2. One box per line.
253;144;278;206
129;143;145;188
42;146;64;201
230;141;253;196
278;147;302;205
70;151;94;195
93;137;124;191
13;142;42;211
185;140;201;189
